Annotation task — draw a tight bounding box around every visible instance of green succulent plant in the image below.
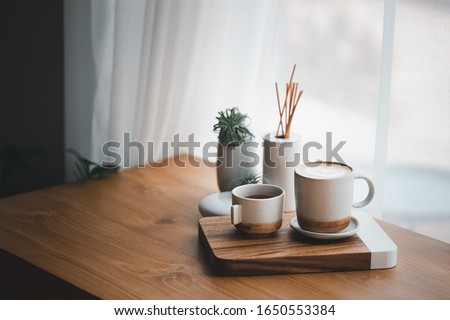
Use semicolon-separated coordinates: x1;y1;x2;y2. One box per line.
226;171;267;190
236;171;263;186
213;107;254;148
66;148;120;181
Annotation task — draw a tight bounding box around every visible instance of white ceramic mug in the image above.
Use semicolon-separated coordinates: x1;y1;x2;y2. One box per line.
294;161;375;233
231;184;285;235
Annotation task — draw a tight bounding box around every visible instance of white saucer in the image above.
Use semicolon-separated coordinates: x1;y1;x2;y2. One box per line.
290;216;360;240
198;192;232;217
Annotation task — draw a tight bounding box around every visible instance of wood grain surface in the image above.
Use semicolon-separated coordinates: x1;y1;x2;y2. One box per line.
199;214;371;275
0;155;449;299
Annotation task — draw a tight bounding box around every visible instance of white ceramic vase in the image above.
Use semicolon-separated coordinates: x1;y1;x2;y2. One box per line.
216;142;255;192
263;132;301;212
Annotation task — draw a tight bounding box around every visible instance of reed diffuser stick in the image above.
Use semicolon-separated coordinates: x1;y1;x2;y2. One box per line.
275;83;284;137
274;64;303;139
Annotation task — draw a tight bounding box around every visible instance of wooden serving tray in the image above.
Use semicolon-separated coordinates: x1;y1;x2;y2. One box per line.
199;210;397;276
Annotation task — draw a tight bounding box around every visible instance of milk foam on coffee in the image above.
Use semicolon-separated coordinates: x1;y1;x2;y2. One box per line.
297;162;351;179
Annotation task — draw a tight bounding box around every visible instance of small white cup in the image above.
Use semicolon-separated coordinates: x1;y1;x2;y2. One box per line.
231;184;285;235
295;161;375;233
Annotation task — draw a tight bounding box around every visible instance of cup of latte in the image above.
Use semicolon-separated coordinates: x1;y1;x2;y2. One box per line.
294;161;375;233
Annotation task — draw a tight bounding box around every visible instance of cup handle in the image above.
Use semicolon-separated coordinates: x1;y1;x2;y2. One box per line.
231;204;242;225
352;175;375;208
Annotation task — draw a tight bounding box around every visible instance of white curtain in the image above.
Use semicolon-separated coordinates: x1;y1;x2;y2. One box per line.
65;0;276;168
64;0;450;243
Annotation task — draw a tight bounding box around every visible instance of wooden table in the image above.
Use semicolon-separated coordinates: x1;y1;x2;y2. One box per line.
0;156;449;299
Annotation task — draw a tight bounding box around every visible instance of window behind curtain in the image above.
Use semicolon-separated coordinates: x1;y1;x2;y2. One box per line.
383;0;450;243
267;0;450;243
